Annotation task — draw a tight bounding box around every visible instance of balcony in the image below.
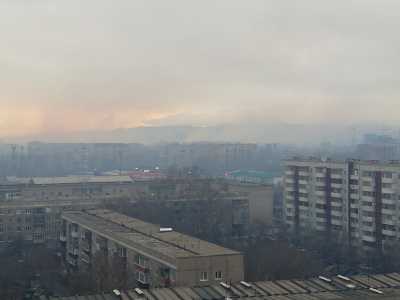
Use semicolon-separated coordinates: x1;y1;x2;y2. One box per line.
315;181;325;187
331;192;342;198
299;180;308;185
285;170;294;176
362;235;376;243
67;258;77;266
315;191;325;197
81;257;90;264
361;196;374;202
68;248;79;256
382;177;393;184
350;194;359;200
362;206;374;212
60;235;67;242
382;219;395;226
331;183;342;189
299;171;309;176
285;178;294;184
382;199;395;205
331;211;343;217
382;230;396;237
382;209;394;215
285;203;294;209
71;231;79;238
382;188;394;194
331;201;342;207
285;211;294;217
331;174;342;179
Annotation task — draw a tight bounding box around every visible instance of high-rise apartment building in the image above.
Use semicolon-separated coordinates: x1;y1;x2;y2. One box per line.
283;158;400;252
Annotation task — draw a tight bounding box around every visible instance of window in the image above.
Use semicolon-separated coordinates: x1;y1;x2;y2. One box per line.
383;172;393;178
136;271;148;284
118;247;127;258
215;271;222;280
331;179;342;184
363;171;373;177
200;271;208;281
383;193;394;200
135;254;148;268
331;168;342;175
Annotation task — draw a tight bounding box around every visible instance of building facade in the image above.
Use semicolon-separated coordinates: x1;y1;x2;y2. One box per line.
283;158;400;252
0;175;136;246
0;175;135;202
61;209;244;288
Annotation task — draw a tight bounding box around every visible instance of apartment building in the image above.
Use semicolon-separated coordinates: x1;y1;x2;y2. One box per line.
61;209;244;288
283;158;400;252
0;200;100;246
0;175;135;246
0;175;135;202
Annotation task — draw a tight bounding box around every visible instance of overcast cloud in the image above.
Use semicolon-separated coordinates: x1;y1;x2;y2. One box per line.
1;0;400;137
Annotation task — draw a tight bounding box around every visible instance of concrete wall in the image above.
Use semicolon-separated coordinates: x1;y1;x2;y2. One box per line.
176;254;244;286
229;183;274;225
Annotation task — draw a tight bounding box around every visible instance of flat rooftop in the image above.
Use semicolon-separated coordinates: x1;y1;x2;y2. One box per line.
2;175;133;185
285;157;400;167
62;209;240;260
46;272;400;300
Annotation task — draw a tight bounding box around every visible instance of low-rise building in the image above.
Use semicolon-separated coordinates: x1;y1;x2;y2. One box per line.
0;200;100;246
0;175;135;202
0;175;136;246
61;209;244;288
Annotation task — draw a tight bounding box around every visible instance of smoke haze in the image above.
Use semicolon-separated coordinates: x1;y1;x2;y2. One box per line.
1;0;400;140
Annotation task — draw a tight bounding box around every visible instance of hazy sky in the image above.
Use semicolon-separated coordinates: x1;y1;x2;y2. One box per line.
1;0;400;138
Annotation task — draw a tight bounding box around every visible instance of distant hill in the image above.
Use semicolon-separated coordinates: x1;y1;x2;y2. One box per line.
5;122;383;145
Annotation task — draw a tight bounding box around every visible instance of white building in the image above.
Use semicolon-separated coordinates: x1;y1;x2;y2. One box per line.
283;158;400;252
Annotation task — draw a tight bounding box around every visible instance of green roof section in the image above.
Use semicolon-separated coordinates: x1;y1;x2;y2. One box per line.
224;170;282;184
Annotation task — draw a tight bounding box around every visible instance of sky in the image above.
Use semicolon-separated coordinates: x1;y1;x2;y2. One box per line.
1;0;400;138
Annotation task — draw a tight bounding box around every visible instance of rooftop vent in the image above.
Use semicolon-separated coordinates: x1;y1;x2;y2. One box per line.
369;288;384;295
160;227;173;233
135;288;144;295
240;281;252;288
337;275;351;281
318;276;332;283
220;282;231;289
